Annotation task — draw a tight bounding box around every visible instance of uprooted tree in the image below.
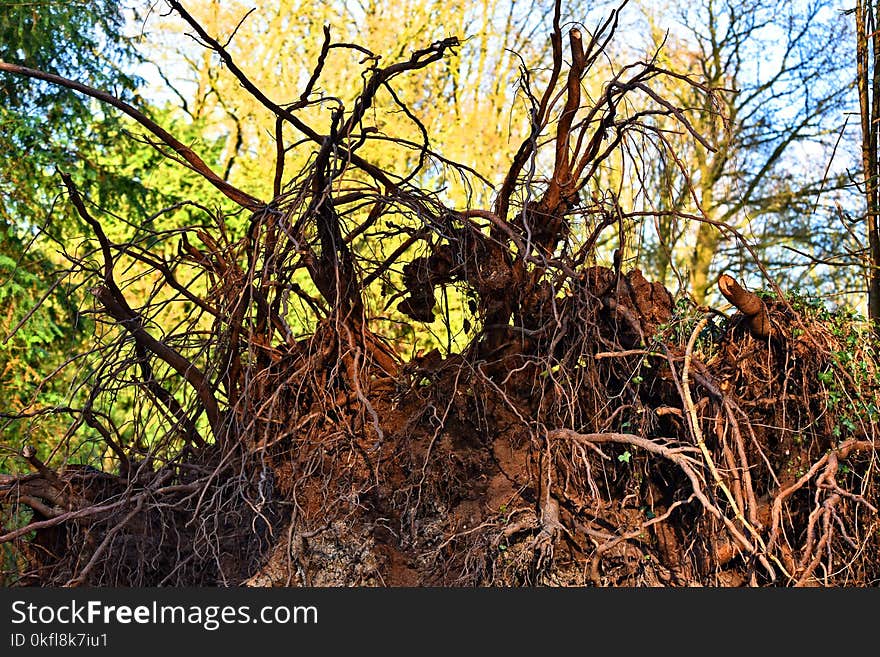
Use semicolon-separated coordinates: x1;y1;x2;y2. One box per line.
1;0;878;587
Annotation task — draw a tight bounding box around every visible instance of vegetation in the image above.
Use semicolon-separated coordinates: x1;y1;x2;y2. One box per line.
0;0;878;587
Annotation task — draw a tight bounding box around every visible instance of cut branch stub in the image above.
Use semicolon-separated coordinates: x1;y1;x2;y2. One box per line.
718;273;771;339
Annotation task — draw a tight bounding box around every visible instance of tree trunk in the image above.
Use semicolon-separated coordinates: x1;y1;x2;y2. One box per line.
856;0;880;331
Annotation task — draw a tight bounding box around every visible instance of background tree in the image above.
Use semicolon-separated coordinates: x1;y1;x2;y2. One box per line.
0;1;232;452
0;1;138;447
141;0;562;203
0;0;146;222
628;0;853;304
855;0;880;328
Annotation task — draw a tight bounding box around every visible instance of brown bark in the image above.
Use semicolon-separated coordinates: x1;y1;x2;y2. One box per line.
856;0;880;331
